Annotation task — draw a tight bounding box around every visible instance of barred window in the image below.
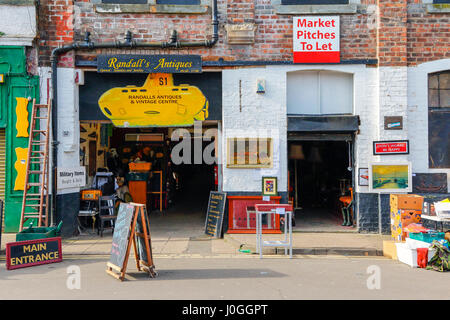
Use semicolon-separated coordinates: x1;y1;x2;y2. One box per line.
428;70;450;168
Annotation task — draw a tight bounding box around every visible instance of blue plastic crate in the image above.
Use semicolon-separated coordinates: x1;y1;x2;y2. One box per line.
409;231;445;243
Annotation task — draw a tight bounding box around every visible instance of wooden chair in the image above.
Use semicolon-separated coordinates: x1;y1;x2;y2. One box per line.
97;195;117;237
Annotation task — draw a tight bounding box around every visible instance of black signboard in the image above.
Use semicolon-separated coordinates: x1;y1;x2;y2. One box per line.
205;192;227;238
6;237;62;270
109;203;135;268
97;54;202;74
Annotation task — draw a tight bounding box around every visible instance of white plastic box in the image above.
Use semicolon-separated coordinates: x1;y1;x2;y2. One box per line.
395;242;436;268
434;201;450;218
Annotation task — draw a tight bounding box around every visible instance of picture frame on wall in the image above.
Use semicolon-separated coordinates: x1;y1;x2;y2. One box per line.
226;137;273;168
358;168;369;186
262;177;278;196
368;162;412;193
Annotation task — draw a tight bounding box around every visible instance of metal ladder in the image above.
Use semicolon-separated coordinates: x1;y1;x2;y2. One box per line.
19;99;51;231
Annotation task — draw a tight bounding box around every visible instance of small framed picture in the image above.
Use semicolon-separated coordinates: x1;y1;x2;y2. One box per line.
358;168;369;186
262;177;277;196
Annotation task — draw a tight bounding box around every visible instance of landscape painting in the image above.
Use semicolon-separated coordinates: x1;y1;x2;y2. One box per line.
369;162;412;193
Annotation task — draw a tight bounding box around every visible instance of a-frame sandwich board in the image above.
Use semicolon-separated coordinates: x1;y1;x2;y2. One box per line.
106;203;156;281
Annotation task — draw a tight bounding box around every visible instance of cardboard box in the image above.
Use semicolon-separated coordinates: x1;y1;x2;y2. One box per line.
390;194;424;212
383;240;399;260
391;209;422;241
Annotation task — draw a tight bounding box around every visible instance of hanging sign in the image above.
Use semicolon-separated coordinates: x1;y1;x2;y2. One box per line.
6;237;62;270
97;54;202;73
293;16;340;63
97;73;209;127
373;140;409;155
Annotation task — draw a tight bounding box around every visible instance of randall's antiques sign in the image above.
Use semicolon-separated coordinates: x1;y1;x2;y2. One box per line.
97;54;202;73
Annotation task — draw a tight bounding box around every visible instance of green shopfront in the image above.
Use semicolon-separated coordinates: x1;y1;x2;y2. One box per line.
0;46;39;232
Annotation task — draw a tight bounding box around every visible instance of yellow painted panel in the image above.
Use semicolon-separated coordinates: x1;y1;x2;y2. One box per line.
14;147;28;191
98;73;209;127
15;97;29;138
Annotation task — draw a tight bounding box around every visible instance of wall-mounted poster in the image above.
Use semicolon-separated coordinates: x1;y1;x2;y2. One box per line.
369;162;412;193
262;177;278;196
358;168;369;186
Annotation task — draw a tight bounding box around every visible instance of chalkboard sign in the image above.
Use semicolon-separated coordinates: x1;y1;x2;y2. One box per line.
107;203;156;281
109;203;135;268
205;192;227;238
6;237;62;270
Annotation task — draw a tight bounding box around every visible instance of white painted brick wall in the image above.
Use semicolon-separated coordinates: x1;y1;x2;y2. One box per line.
56;68;81;195
408;59;450;188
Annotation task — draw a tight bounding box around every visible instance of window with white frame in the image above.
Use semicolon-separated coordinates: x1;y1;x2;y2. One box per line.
287;70;353;115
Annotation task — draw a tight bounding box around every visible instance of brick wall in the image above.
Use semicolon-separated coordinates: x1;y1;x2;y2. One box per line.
407;3;450;66
38;0;75;68
37;1;449;67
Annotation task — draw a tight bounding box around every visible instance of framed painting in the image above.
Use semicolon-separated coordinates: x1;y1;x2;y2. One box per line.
358;168;369;186
369;162;412;193
262;176;278;196
226;138;273;168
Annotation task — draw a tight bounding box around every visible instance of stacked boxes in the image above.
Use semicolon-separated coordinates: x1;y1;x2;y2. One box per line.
390;194;424;241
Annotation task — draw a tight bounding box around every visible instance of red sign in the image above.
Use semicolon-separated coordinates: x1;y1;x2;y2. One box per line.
373;141;409;155
6;237;62;270
293;16;340;63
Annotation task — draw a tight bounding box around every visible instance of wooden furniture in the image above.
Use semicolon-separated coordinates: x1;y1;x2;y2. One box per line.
98;195;117;237
148;170;163;211
255;204;293;259
227;196;282;234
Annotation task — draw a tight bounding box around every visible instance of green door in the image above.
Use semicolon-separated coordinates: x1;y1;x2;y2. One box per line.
0;46;40;232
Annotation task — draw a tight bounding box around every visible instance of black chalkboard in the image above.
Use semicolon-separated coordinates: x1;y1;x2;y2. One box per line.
205;192;227;238
109;203;135;268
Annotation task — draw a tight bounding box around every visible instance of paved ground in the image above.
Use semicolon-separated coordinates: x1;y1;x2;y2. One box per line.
0;255;448;300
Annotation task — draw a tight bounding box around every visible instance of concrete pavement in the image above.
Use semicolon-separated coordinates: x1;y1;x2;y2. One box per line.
1;229;390;258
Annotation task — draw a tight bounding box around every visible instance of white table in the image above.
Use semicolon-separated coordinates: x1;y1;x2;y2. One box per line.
421;214;450;231
255;204;293;259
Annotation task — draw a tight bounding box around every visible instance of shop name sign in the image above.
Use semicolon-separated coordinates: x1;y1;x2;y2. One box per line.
6;237;62;270
373;140;409;155
293;16;340;63
97;54;202;73
57;167;86;189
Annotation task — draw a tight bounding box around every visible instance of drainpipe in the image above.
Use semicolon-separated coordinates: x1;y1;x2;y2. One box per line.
49;0;219;225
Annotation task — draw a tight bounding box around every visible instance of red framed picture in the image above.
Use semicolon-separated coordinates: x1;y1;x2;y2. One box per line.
6;237;63;270
373;140;409;155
